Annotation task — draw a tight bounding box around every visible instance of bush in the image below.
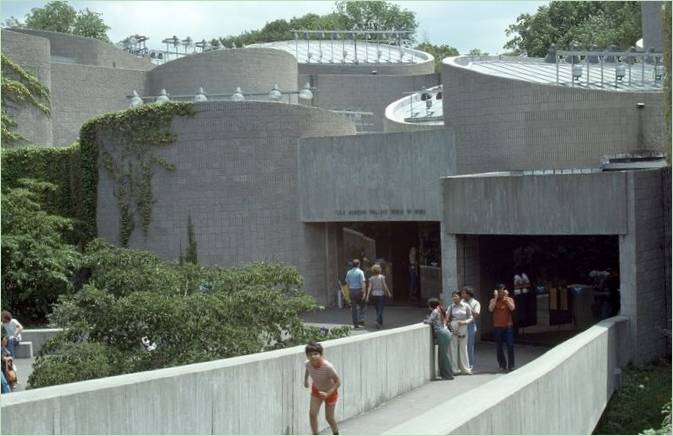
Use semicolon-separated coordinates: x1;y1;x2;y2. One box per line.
1;179;81;323
28;341;114;388
32;256;349;387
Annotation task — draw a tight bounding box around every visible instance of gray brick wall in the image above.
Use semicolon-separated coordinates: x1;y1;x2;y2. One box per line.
96;101;355;304
306;73;439;131
148;48;297;97
50;63;147;145
642;1;664;52
1;30;53;146
442;63;667;173
9;28;154;70
619;169;669;364
299;59;434;76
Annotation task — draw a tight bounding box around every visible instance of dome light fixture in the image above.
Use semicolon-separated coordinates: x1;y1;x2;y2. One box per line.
231;86;245;101
193;87;208;102
268;84;283;101
156;89;170;104
298;82;313;101
130;90;143;108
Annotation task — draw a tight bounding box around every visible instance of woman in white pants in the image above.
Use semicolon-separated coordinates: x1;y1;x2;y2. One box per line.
448;291;473;375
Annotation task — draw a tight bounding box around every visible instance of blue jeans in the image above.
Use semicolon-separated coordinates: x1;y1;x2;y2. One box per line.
350;289;366;326
466;322;477;368
493;326;515;370
1;371;10;394
6;337;19;358
373;295;385;325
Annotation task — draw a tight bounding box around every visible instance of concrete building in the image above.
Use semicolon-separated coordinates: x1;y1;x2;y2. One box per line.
1;2;669;370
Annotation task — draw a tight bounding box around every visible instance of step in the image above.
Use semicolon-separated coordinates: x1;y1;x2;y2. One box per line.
14;341;33;359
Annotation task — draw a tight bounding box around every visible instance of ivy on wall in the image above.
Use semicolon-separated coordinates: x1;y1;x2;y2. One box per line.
1;54;51;145
79;102;195;246
1;143;86;244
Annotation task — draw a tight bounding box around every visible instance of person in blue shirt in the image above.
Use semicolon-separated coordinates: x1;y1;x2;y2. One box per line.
345;259;367;329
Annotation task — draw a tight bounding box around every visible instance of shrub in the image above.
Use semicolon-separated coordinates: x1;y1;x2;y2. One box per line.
28;341;114;388
1;179;81;323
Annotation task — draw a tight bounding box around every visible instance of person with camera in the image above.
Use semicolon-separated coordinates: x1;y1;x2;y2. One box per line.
488;284;516;372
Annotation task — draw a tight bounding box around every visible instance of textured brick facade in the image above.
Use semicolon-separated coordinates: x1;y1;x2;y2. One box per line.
96;102;355;304
442;63;667;173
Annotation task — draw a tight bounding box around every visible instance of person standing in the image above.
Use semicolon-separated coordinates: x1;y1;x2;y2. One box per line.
461;286;481;370
365;264;392;329
408;247;419;302
1;311;23;358
448;291;473;375
488;284;516;372
424;298;454;380
345;259;366;329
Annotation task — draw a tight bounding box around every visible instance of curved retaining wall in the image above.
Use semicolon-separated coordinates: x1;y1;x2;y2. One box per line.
0;324;432;434
96;101;355;304
442;59;667;173
385;316;630;435
148;48;297;97
1;30;53;146
306;73;439;132
7;28;154;70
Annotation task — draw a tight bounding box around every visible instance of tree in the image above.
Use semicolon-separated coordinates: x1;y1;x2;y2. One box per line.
414;42;459;73
334;1;417;35
504;1;641;57
1;179;81;323
24;1;76;33
72;9;110;42
17;1;111;42
468;48;489;57
1;54;51;145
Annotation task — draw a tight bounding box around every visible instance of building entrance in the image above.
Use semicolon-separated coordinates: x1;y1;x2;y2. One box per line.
340;222;441;305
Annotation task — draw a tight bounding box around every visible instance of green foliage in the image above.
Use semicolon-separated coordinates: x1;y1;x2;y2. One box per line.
334;1;416;34
79;102;195;246
218;1;417;48
642;401;672;435
504;2;641;57
1;180;81;323
467;48;489;57
28;341;114;388
1;54;51;146
594;359;672;434
20;1;111;42
30;247;349;388
1;143;85;243
414;42;459;73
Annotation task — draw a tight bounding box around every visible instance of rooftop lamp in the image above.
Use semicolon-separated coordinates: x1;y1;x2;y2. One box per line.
129;90;143;108
155;89;170;104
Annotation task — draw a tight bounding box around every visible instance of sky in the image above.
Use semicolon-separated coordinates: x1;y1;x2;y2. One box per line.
0;1;549;55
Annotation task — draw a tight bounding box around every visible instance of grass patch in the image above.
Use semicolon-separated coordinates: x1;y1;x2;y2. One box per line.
594;357;672;434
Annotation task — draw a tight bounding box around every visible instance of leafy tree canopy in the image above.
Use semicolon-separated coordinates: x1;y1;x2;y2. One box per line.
218;1;417;48
504;1;641;57
6;1;111;42
414;42;459;73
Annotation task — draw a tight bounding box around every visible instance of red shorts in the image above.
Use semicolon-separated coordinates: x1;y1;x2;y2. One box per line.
311;385;338;405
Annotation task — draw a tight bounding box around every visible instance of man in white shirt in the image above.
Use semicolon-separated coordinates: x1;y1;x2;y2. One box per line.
461;286;481;370
345;259;366;329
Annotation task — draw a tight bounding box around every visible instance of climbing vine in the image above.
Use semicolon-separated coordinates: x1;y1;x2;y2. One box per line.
1;53;51;145
79;102;195;246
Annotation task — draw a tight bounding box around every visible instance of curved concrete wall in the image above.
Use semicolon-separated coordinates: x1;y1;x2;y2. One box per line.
383;93;444;133
1;30;53;146
306;73;439;132
442;59;667;173
8;28;154;70
148;48;297;97
96;102;355;303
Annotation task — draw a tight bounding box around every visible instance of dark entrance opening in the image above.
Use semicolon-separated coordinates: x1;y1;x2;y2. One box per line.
478;235;620;346
341;222;441;305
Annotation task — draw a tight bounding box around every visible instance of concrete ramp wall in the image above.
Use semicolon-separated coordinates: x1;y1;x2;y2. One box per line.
385;316;630;435
1;324;433;435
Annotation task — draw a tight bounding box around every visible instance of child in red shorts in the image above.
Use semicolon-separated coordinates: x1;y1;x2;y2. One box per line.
304;341;340;435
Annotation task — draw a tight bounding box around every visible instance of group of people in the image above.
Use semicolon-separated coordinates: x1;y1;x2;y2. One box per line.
1;310;23;393
425;284;516;379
